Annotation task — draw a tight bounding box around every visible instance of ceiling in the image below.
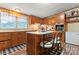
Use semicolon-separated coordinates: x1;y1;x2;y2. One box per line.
0;3;79;18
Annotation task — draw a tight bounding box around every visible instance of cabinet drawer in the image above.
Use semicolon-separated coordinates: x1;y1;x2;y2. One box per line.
0;41;10;51
0;33;10;36
0;36;10;41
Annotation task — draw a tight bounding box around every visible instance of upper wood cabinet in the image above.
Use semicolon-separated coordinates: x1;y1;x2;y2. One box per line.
43;13;65;25
43;13;66;32
28;16;43;24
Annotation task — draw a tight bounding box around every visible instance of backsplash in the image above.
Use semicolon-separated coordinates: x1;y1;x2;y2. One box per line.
28;23;55;31
28;23;40;30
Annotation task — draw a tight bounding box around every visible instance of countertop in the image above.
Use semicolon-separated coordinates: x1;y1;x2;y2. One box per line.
0;29;36;32
0;30;27;32
26;31;54;35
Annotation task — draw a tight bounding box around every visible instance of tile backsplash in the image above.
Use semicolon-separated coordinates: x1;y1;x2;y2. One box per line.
28;23;55;31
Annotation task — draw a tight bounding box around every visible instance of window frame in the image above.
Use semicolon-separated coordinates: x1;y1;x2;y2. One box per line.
0;11;28;30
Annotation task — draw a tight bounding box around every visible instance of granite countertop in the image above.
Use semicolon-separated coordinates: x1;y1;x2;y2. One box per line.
0;29;54;33
26;31;54;35
0;29;37;32
0;30;27;32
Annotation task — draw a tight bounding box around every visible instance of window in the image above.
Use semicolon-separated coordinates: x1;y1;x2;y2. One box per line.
17;16;28;28
0;11;28;29
0;12;16;29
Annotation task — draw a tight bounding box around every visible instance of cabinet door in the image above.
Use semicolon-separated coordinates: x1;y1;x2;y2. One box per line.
11;32;18;47
11;37;18;47
35;35;43;55
0;33;11;41
11;32;26;47
0;40;10;51
27;34;35;55
16;32;26;45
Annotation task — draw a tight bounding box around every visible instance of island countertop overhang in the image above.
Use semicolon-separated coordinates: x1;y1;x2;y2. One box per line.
26;31;55;35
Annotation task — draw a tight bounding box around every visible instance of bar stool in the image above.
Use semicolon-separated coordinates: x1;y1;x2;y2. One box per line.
40;41;53;55
40;32;63;55
51;32;63;55
40;33;56;55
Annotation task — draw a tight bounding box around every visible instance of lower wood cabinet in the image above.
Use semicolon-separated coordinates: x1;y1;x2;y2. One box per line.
27;34;42;55
27;32;64;55
0;31;26;51
11;32;26;47
27;33;53;55
0;40;11;51
0;32;11;41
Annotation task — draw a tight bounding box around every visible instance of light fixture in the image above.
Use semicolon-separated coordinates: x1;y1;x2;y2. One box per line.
60;15;64;19
15;8;21;12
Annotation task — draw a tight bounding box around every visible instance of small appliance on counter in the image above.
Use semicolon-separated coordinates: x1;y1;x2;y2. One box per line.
55;24;64;31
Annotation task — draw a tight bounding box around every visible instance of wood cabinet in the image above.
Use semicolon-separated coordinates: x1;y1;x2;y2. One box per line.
0;32;11;51
27;34;36;54
26;31;65;55
16;32;26;44
0;32;11;41
27;33;43;55
29;16;43;24
44;13;65;25
11;32;26;47
11;32;19;47
0;31;26;51
0;40;10;51
43;13;65;43
27;33;53;55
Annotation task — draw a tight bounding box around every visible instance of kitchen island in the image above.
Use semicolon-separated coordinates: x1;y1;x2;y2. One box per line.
26;31;54;55
26;31;65;55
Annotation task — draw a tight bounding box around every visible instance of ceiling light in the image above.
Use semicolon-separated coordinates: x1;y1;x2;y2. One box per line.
15;8;21;12
60;15;64;19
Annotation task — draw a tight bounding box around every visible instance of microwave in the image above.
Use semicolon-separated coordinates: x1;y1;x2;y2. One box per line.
55;24;64;31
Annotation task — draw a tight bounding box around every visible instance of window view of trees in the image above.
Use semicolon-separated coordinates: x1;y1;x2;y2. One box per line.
17;16;28;28
0;11;28;29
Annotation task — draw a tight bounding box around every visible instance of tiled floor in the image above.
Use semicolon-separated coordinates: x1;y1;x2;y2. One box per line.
61;43;79;55
10;44;26;55
10;47;26;55
0;44;26;55
10;43;79;55
0;43;79;55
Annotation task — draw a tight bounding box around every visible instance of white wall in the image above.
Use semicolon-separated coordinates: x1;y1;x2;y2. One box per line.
66;32;79;45
66;23;79;45
68;23;79;32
